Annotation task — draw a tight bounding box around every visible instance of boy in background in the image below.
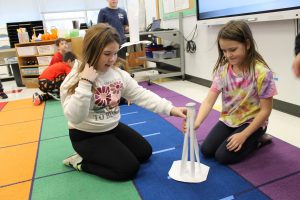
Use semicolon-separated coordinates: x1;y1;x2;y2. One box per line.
97;0;129;59
33;51;77;105
49;38;69;66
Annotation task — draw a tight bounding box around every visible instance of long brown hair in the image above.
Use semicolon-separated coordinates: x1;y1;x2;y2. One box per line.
68;23;121;94
213;20;269;74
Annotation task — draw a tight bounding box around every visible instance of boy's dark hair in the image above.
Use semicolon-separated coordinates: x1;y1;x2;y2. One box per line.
63;51;77;62
55;38;67;46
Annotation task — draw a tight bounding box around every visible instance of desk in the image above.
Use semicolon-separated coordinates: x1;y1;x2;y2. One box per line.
0;48;16;65
0;48;16;80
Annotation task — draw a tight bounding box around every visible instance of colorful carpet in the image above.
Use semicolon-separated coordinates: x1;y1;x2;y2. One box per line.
0;82;299;200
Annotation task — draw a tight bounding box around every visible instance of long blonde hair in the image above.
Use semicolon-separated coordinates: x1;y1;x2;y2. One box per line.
213;20;269;74
68;23;121;94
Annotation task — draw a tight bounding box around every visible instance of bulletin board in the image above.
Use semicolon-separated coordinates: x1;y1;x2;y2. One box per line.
160;0;196;20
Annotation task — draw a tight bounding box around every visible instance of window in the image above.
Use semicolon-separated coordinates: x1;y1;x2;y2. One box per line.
43;11;86;31
0;27;10;49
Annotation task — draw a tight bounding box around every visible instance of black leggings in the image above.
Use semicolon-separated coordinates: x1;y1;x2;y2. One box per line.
69;122;152;181
39;74;66;93
201;121;266;164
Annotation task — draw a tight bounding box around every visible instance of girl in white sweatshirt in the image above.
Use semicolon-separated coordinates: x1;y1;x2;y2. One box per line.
60;23;186;181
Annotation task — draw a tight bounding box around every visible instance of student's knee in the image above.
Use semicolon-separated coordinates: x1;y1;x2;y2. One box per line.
200;143;215;158
116;161;140;180
138;143;152;163
215;150;237;165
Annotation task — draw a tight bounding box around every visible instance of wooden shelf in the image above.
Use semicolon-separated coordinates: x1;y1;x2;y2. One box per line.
14;38;80;88
15;40;59;88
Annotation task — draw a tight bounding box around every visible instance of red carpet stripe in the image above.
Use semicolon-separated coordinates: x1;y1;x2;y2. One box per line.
0;102;7;111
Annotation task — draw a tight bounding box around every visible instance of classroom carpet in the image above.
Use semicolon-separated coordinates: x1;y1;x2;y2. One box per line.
0;82;299;200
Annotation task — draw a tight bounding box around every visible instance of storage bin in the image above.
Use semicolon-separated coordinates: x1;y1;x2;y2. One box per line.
37;44;56;55
152;50;165;59
37;56;52;65
21;68;39;75
163;50;177;59
152;50;177;59
145;44;163;58
16;46;37;56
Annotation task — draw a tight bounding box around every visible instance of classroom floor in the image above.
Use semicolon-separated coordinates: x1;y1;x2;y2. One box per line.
0;75;299;200
1;76;299;148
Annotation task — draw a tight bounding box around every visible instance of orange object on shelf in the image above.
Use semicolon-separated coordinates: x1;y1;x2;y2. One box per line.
41;32;57;41
50;27;58;39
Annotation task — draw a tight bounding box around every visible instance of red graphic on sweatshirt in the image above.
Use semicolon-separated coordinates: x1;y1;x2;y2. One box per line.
109;81;123;94
94;86;111;106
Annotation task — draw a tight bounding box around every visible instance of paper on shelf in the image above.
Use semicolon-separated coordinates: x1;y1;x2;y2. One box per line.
119;40;151;51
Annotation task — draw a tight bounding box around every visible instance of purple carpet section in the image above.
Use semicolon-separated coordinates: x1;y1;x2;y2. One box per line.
141;81;300;200
260;172;300;200
229;138;300;200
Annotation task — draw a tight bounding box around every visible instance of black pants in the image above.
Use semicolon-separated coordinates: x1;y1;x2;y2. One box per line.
69;122;152;181
201;121;266;164
39;74;66;94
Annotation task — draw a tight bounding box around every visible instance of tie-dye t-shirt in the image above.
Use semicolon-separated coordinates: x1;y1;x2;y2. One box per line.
210;62;277;127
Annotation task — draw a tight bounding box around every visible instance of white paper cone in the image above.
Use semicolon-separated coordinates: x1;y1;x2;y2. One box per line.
127;0;140;43
168;102;210;183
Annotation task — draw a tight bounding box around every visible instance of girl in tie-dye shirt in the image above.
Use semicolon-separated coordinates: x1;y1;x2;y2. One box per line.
193;20;277;164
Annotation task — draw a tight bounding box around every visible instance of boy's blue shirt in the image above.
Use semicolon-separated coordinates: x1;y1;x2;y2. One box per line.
97;7;129;44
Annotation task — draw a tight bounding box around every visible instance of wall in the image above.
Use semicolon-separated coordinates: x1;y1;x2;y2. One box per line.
158;9;300;107
1;0;299;106
0;0;42;26
0;0;128;27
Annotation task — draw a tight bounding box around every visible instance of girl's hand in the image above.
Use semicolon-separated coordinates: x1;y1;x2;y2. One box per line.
226;132;247;152
80;63;98;83
182;119;200;134
170;107;187;118
182;119;187;133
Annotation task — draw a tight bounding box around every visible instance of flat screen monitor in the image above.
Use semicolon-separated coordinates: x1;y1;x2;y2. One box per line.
196;0;300;25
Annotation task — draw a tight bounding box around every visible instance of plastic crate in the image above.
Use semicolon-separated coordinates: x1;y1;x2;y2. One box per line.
152;50;177;59
152;50;165;59
21;68;39;75
37;56;52;65
37;44;56;55
16;46;37;56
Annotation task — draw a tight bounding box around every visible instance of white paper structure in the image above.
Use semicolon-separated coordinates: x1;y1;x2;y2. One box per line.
127;0;140;43
119;40;151;51
168;102;210;183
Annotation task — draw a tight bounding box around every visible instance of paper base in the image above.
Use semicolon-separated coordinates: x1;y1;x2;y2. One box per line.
168;160;210;183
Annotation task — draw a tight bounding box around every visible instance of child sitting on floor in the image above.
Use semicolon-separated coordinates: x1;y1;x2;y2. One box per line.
33;51;77;105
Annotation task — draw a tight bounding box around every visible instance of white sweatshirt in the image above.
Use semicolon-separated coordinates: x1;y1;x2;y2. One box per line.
60;67;173;133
